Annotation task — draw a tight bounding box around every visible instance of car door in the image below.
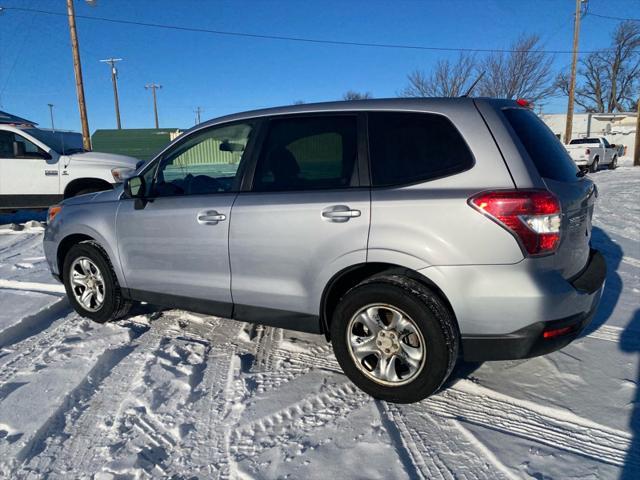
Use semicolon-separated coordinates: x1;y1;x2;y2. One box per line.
115;121;257;315
601;138;613;163
0;130;60;208
229;113;370;326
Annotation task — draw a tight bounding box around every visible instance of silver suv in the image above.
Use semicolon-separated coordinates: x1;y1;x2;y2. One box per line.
44;98;606;403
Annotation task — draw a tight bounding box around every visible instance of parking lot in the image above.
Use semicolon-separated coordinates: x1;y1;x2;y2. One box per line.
0;160;637;479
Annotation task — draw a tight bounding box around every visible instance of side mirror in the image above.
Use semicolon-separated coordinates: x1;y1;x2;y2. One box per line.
124;175;145;198
124;175;152;211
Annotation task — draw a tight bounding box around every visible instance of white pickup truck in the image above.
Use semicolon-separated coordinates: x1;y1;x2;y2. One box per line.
565;137;619;173
0;122;141;211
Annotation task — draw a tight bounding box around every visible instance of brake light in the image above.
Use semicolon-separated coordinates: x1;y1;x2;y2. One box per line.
469;190;562;256
585;148;590;155
516;98;532;108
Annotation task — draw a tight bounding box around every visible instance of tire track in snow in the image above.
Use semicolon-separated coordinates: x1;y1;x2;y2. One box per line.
230;380;366;463
429;380;635;469
0;279;65;295
28;314;241;479
0;297;70;353
622;255;640;269
0;308;79;386
0;318;145;475
21;316;163;478
587;325;624;343
382;403;514;480
259;330;634;471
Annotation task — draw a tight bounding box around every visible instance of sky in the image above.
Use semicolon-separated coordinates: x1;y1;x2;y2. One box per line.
0;0;638;133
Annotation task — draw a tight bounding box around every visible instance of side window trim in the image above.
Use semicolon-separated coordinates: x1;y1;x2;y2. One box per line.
245;112;363;193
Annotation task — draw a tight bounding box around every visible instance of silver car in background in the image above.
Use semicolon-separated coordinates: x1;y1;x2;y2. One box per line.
44;98;606;403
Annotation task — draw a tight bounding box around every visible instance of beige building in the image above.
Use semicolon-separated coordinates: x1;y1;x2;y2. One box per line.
541;112;637;157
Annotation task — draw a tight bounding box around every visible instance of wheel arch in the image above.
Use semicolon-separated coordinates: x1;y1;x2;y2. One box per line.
64;178;113;199
56;233;97;276
320;262;458;341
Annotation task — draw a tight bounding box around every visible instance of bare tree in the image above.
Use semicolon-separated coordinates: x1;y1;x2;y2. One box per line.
401;53;477;97
343;90;373;100
478;34;556;103
557;21;640;112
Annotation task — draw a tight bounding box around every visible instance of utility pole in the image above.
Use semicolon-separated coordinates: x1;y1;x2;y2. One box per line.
100;57;122;129
66;0;91;150
564;0;587;144
194;106;203;125
634;98;640;167
145;83;162;128
47;103;55;131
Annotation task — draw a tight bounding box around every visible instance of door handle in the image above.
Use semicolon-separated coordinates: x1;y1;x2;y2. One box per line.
197;210;226;225
321;205;361;223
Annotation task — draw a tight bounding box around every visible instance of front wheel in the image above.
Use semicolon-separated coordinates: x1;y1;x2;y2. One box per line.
609;156;618;170
330;275;459;403
63;242;132;323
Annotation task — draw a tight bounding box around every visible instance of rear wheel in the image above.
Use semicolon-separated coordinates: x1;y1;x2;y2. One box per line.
330;275;459;403
589;157;599;173
63;242;132;323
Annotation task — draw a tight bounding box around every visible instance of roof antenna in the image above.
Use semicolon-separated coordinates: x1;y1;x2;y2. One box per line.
461;71;485;98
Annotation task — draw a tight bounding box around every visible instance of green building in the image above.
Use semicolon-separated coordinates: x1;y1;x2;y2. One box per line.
91;128;181;161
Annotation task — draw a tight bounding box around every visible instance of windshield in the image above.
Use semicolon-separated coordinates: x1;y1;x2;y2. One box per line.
21;128;85;155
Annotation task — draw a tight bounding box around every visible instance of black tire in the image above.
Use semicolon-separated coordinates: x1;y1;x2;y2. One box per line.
62;241;132;323
589;157;599;173
609;156;618;170
330;274;459;403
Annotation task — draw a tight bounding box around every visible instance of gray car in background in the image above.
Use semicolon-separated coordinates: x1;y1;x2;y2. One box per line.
44;98;606;403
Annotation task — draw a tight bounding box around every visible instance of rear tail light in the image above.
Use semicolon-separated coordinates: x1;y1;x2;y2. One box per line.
469;190;562;256
585;148;590;155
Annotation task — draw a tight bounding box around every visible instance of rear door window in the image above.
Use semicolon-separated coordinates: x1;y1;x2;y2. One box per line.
502;108;579;182
367;112;474;187
252;115;358;192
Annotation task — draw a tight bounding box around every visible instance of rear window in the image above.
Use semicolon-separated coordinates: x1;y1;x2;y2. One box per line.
502;108;578;182
368;112;474;187
570;138;599;145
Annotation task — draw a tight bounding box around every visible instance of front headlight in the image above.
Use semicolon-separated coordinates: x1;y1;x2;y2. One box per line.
111;167;135;183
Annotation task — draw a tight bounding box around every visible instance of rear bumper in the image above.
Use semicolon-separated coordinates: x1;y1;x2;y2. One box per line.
460;249;606;361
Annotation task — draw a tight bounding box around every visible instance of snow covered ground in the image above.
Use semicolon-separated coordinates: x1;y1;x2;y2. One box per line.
0;161;638;479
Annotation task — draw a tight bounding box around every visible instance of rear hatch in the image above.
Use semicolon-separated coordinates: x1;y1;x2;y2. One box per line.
500;107;596;279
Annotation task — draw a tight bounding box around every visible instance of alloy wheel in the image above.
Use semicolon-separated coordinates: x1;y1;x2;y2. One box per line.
346;304;426;386
69;257;105;312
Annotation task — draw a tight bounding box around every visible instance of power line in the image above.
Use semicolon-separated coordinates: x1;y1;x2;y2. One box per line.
587;12;640;22
0;5;635;55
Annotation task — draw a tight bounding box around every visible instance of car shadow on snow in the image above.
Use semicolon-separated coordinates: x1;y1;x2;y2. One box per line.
620;309;640;480
582;226;624;336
